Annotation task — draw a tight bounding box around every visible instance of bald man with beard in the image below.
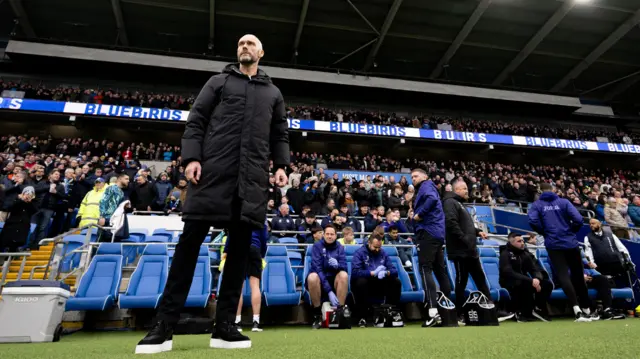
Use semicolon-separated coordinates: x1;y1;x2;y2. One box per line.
136;34;289;354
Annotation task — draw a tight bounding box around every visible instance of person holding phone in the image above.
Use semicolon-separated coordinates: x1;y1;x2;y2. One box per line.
0;186;38;255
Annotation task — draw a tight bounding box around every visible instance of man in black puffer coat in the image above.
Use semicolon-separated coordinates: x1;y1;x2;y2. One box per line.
443;179;493;312
137;34;289;354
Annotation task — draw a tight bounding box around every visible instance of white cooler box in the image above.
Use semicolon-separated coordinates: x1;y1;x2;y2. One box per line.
0;280;70;343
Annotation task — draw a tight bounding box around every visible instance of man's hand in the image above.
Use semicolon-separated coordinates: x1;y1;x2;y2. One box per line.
275;168;288;187
413;214;421;222
147;206;152;212
584;275;592;282
98;218;106;226
68;208;74;213
328;291;340;307
185;161;202;185
588;262;597;269
479;231;488;240
377;270;387;279
532;278;541;292
328;257;338;269
373;265;386;276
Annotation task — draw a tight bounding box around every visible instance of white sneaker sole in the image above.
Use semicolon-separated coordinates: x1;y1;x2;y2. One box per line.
135;340;172;354
498;314;515;322
575;317;591;322
392;321;404;327
251;328;263;332
210;338;251;349
531;312;549;322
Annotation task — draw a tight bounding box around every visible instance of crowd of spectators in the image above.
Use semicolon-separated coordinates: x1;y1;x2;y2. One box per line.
2;132;640;248
3;79;640;144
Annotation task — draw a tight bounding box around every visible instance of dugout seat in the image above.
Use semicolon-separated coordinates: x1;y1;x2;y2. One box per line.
262;246;301;306
184;245;212;308
478;247;508;301
65;243;123;311
384;246;424;303
59;235;86;272
536;249;568;300
119;244;169;309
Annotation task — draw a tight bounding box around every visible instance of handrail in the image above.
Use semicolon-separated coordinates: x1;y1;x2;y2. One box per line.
1;252;31;286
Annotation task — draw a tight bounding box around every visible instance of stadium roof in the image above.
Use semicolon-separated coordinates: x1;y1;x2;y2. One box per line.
3;0;640;103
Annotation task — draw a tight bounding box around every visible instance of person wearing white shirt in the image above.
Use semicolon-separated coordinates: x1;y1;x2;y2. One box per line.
584;219;631;277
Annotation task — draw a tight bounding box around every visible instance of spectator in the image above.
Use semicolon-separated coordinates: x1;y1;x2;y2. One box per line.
321;198;336;216
306;224;348;329
130;174;158;212
154;173;173;211
604;197;629;239
271;204;295;238
308;226;324;244
381;209;409;235
51;168;81;236
98;173;130;241
340;203;362;235
164;191;182;214
628;195;640;227
369;179;388;208
285;179;303;214
388;184;409;215
297;211;319;244
0;186;37;254
76;178;107;227
383;226;412;267
499;233;552;322
0;169;28;222
31;170;65;247
364;205;383;233
583;219;630;277
350;233;401;327
337;226;357;245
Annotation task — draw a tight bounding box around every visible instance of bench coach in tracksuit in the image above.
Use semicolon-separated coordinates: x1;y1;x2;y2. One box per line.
350;234;401;325
528;183;592;322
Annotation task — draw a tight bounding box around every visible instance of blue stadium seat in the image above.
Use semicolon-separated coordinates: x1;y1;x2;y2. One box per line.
446;257;477;301
287;250;303;285
536;249;567;300
119;244;169;309
65;243;123;311
386;249;424;303
478;247;508;301
481;240;501;246
129;228;149;241
185;246;212;308
301;246;313;304
60;235;86;272
80;227;99;235
145;235;170;243
152;229;175;242
473;206;495;233
262;246;301;306
216;273;251;307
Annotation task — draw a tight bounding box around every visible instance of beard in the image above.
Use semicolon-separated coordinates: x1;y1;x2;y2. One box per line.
238;53;256;65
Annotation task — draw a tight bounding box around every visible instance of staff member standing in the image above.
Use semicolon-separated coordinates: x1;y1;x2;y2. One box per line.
136;34;289;354
410;168;451;327
528;183;592;322
443;180;493;311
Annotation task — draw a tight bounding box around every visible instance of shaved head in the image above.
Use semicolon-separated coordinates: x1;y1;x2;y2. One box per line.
237;34;264;65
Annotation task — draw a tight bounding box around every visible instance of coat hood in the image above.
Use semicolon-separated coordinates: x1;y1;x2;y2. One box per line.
539;191;558;202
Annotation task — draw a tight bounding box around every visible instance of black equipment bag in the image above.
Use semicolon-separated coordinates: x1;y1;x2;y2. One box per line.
462;291;498;326
328;305;352;329
372;304;405;328
436;291;459;327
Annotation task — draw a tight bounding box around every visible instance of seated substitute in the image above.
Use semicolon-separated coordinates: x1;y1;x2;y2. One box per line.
351;234;401;327
306;224;348;329
499;233;552;322
583;261;626;320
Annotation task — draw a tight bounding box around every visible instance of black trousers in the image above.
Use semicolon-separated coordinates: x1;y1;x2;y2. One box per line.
415;231;452;309
350;276;402;320
587;275;613;309
157;218;252;326
451;256;492;310
596;261;626;277
505;279;552;316
547;248;591;308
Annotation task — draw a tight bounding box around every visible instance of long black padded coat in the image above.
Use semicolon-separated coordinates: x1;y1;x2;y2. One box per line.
181;64;289;229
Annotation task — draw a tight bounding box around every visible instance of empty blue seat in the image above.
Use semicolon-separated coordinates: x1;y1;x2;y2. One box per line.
119;244;169;309
152;229;176;242
262;246;301;306
481;240;501;247
66;243;123;311
536;249;567;300
446;257;477;301
301;246;314;304
216;273;252;307
145;235;170;243
185;246;212;308
386;250;424;303
478;248;507;301
286;250;303;285
60;235;86;272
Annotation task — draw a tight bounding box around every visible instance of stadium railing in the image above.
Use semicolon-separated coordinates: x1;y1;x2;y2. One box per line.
0;252;31;286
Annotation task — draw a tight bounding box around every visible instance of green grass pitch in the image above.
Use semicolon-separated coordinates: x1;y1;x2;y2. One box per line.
3;320;638;359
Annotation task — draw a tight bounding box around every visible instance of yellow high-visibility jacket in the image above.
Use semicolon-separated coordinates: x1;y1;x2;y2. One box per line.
77;185;107;227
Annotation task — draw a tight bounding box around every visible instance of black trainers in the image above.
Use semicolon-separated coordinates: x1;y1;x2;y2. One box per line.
574;311;591;322
497;310;515;322
135;320;173;354
251;321;263;332
312;315;323;329
358;318;368;328
531;308;550;322
210;322;251;349
515;313;531;323
422;314;442;328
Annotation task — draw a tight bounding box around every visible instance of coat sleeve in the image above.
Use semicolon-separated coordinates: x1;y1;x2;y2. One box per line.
181;75;224;166
270;92;290;169
414;188;437;219
528;203;544;234
564;200;584;233
584;236;595;264
351;251;370;279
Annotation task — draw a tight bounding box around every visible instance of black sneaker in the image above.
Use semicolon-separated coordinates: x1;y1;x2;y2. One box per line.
515;313;531;323
312;315;322;329
574;311;591;322
422;314;442;328
251;321;263;332
135;320;173;354
497;310;515;322
210;322;251;349
358;318;368;328
531;308;550;322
